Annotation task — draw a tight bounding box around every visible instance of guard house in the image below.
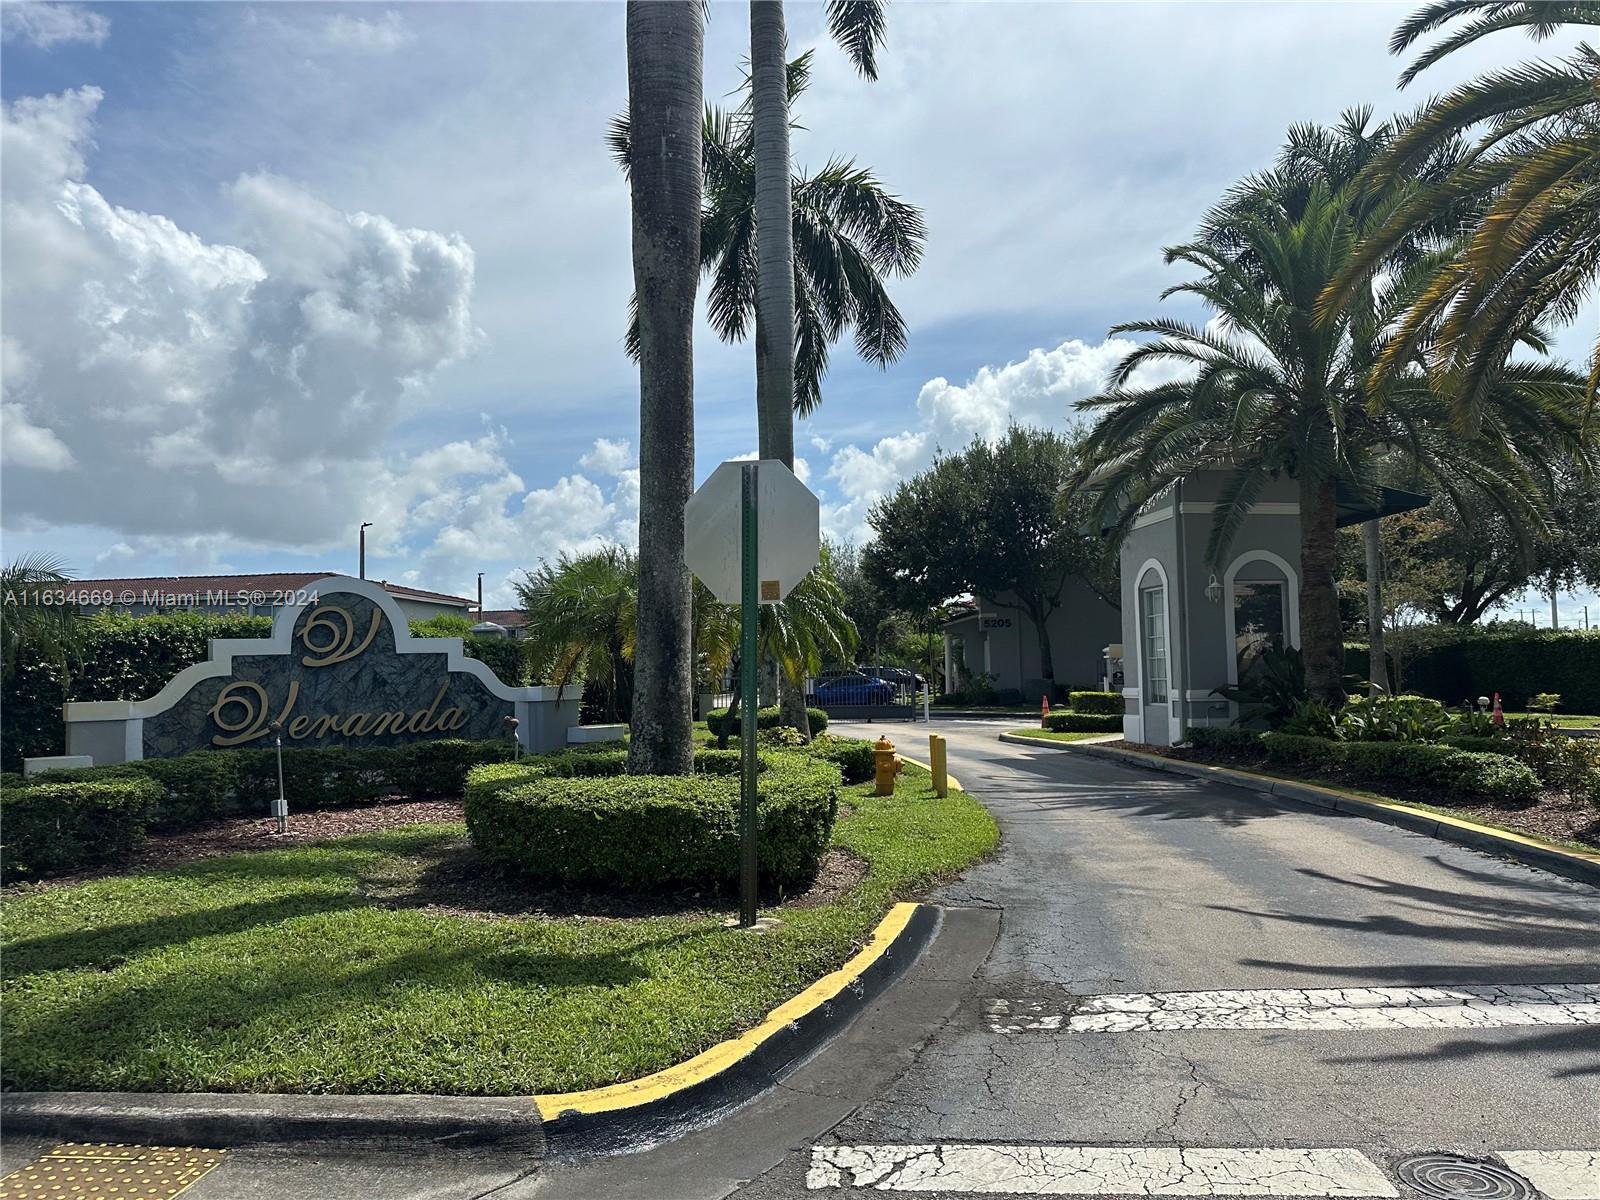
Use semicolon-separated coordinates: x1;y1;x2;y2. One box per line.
1118;469;1425;745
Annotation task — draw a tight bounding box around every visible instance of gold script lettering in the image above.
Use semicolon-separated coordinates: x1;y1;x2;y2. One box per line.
210;680;300;747
299;605;382;668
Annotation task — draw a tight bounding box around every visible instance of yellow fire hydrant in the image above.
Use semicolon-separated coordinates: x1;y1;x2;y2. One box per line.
873;735;902;795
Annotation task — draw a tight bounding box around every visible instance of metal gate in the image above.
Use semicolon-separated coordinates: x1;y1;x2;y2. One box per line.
809;669;919;721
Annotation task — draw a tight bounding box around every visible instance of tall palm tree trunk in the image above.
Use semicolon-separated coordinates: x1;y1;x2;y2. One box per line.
1299;472;1347;706
751;0;811;739
1363;519;1391;696
626;0;702;776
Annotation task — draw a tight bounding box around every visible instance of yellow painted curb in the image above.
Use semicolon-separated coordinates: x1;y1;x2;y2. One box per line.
1109;745;1600;871
532;902;920;1120
898;754;964;793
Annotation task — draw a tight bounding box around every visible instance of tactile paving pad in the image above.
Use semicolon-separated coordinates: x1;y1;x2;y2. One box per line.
0;1143;226;1200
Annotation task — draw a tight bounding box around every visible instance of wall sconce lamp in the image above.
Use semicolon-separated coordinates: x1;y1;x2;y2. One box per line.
1205;574;1223;604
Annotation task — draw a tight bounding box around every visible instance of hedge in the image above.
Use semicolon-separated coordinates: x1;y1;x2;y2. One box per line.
1067;690;1124;715
1043;712;1122;733
1339;742;1541;808
464;749;839;892
705;705;830;737
1185;727;1265;759
24;739;516;833
1350;627;1600;714
2;777;161;882
0;610;531;771
1261;732;1343;772
805;735;875;784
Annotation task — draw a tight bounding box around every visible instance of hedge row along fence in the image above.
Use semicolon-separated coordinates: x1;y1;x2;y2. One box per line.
1;738;517;883
0;610;529;771
1185;727;1545;809
1344;627;1600;714
705;705;831;738
465;747;840;893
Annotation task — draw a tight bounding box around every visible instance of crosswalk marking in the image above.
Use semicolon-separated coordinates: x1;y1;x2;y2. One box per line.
1496;1151;1600;1200
805;1145;1400;1195
985;983;1600;1033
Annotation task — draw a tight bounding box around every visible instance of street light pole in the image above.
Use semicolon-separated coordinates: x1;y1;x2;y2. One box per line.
359;522;373;579
478;572;485;621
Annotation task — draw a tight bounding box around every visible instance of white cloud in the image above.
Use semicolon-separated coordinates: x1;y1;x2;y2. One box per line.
321;11;414;54
1;87;481;550
1;2;108;49
578;436;633;476
820;337;1171;543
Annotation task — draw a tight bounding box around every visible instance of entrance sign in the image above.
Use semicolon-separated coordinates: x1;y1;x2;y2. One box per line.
685;459;821;929
685;459;820;605
63;576;579;763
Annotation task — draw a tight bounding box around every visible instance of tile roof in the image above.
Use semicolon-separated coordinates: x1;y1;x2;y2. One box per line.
478;608;527;627
62;572;472;607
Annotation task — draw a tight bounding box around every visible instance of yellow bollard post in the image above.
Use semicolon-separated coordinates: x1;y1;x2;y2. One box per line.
929;733;948;797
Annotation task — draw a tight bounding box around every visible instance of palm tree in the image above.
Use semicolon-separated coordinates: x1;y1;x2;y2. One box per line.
611;55;924;419
1072;173;1580;705
517;548;638;723
0;554;77;674
624;1;703;775
1323;2;1600;421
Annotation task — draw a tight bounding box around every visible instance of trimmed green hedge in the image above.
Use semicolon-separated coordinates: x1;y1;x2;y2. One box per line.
26;739;517;832
1068;690;1124;715
465;748;839;892
1352;627;1600;713
1043;712;1122;733
705;705;830;737
1;611;531;771
1186;727;1266;759
1262;732;1343;771
2;777;161;882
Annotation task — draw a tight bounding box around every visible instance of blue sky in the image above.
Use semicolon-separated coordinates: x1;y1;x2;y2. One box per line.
1;1;1594;621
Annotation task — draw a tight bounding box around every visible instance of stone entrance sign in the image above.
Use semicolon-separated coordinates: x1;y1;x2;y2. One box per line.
64;576;578;763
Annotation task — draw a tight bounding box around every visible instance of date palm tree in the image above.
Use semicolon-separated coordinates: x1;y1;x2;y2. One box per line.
0;554;77;673
1324;2;1600;422
624;1;703;775
1072;170;1583;705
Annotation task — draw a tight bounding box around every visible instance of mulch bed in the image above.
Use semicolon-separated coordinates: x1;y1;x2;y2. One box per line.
3;801;879;916
1125;742;1600;850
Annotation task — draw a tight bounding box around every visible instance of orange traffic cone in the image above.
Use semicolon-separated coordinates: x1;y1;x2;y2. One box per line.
1492;693;1505;727
1041;695;1050;729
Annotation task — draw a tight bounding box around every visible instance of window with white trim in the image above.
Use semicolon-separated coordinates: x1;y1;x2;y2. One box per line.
1140;585;1169;704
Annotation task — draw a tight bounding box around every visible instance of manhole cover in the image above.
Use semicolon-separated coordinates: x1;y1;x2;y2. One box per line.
1397;1154;1535;1200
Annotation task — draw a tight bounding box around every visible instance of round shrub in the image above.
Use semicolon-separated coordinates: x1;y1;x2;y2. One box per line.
464;749;839;892
706;705;829;737
1067;690;1124;715
805;734;874;784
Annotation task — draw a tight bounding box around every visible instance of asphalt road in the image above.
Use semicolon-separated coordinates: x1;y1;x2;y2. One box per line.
7;718;1596;1199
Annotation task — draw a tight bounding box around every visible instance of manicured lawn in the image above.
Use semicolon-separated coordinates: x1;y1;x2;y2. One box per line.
1006;727;1116;743
1505;712;1600;729
0;768;996;1096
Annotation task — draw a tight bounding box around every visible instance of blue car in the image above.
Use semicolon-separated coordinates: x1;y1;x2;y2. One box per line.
814;673;896;706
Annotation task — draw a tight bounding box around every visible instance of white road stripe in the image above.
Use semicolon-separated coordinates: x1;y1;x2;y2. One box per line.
805;1145;1399;1195
1497;1151;1600;1199
985;983;1600;1033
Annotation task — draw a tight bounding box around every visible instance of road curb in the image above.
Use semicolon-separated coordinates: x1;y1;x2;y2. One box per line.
537;901;941;1157
1;904;943;1159
0;1092;547;1152
1021;737;1600;889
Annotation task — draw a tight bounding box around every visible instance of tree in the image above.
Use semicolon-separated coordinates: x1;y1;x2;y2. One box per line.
1071;137;1582;704
1;554;77;675
517;548;638;724
865;426;1114;689
624;1;703;775
1324;2;1600;420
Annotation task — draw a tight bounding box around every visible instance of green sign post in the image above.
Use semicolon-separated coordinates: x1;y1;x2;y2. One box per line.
683;457;821;931
739;462;760;927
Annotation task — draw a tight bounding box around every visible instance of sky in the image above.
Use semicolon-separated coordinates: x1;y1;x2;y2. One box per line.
1;0;1595;621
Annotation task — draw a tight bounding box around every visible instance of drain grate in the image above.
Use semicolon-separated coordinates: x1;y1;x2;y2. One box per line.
1397;1154;1535;1200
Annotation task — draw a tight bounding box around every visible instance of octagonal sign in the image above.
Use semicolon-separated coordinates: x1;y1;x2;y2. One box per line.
685;459;821;605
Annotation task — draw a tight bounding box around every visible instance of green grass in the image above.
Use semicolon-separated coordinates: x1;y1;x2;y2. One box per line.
0;768;996;1097
1505;712;1600;729
1005;728;1115;743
